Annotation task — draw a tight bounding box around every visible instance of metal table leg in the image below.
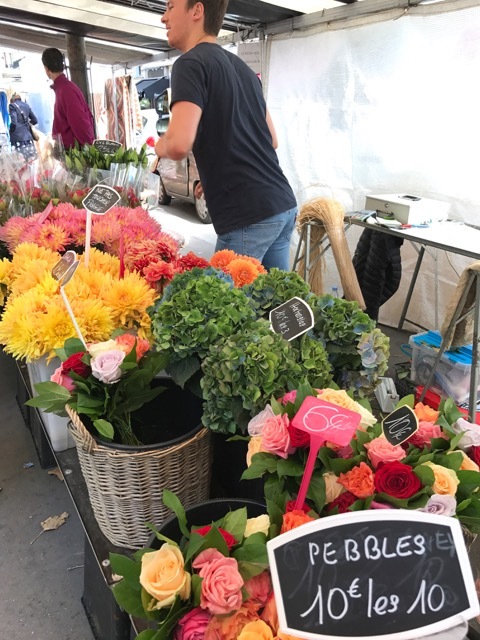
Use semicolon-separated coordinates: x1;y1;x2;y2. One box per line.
398;245;426;330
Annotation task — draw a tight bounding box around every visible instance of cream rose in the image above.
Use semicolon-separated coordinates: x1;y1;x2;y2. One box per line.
246;436;265;467
423;462;460;496
244;514;270;538
323;472;345;503
447;450;480;472
318;388;376;429
87;339;117;358
140;543;191;610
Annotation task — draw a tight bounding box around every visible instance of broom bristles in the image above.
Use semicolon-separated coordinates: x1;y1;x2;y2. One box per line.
296;197;365;309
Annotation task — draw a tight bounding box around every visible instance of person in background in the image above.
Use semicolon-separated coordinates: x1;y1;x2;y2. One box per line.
155;0;297;271
41;47;95;150
0;91;10;151
9;93;38;160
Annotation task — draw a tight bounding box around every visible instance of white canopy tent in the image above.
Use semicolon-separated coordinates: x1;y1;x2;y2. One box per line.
260;0;479;331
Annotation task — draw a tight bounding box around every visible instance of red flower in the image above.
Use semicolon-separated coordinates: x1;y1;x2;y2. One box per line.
145;136;156;147
470;446;480;467
195;525;237;550
175;252;210;272
61;352;90;378
285;499;310;513
327;491;357;513
374;461;422;499
288;425;310;448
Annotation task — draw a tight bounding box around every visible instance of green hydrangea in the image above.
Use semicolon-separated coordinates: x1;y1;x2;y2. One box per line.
243;268;313;319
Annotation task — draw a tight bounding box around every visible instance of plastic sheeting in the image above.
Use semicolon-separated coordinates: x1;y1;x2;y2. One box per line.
267;5;480;330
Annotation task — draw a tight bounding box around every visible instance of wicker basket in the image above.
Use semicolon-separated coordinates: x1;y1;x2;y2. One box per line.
66;405;212;549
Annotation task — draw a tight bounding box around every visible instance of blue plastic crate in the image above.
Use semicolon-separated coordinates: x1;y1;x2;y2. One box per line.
409;330;478;404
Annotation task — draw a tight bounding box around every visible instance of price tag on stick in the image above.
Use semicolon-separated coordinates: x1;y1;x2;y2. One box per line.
291;397;361;510
51;251;86;347
82;184;121;267
270;297;314;341
382;404;418;446
93;139;122;155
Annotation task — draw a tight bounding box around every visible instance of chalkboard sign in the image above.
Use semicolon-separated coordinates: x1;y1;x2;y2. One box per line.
51;250;79;286
383;405;419;446
267;511;479;640
82;184;121;215
270;297;314;341
93;139;122;154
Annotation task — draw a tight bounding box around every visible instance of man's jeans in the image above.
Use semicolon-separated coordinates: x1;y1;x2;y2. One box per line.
215;207;298;271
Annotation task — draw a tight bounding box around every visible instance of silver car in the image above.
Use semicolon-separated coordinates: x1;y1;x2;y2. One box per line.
154;88;211;224
156;153;211;224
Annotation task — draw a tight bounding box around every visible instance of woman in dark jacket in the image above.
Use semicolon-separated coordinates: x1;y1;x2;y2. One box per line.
9;93;38;159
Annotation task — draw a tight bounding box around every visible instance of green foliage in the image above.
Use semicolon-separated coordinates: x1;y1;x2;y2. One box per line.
310;294;390;397
148;269;256;377
64;143;149;173
242;268;313;318
200;320;305;434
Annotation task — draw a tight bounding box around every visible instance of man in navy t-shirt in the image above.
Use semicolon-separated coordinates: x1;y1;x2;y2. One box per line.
155;0;297;271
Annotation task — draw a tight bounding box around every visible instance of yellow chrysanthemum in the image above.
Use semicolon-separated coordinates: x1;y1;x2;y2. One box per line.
69;267;114;301
0;257;14;288
82;247;120;276
9;266;60;300
102;272;156;328
72;298;115;343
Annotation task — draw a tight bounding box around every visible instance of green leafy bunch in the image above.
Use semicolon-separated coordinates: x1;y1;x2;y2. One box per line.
26;336;169;445
200;320;322;435
109;490;272;640
242;389;480;535
64;142;149;173
242;267;313;318
310;294;390;397
148;268;257;388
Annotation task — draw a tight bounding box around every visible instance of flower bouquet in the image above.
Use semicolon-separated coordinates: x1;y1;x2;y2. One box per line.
242;384;480;537
25;333;169;446
110;490;300;640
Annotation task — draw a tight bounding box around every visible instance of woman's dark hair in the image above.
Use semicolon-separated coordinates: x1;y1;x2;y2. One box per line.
41;48;65;73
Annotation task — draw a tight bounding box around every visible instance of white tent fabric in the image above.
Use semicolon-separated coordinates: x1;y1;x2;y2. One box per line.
266;2;480;331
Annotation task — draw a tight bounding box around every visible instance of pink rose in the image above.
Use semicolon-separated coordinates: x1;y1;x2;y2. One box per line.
408;421;448;448
370;500;394;509
261;414;292;459
280;390;297;405
365;437;406;469
51;366;75;392
174;607;212;640
244;571;272;607
192;548;243;615
90;350;125;384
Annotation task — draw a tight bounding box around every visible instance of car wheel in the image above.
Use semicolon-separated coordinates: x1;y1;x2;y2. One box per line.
158;179;172;205
194;192;211;224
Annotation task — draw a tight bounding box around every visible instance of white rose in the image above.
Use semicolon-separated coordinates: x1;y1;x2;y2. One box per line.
353;401;377;429
244;514;270;538
247;405;274;436
452;418;480;450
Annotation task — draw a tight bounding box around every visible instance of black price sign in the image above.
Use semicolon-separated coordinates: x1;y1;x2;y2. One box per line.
93;139;122;154
383;405;418;446
82;184;121;215
267;511;478;640
51;250;79;286
269;296;314;341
